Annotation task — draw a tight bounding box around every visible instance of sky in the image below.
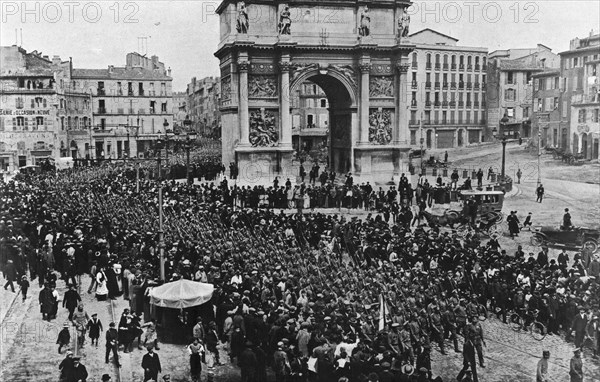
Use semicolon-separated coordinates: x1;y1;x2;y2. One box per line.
1;1;599;91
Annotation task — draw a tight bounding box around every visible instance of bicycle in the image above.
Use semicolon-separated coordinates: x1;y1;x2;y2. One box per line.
509;309;546;341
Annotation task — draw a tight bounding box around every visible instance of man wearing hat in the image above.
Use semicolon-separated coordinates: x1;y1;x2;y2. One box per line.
57;322;71;354
273;341;289;382
67;357;88;382
105;322;120;367
569;348;583;382
142;344;162;382
101;374;111;382
563;208;573;230
238;341;257;382
58;351;74;382
570;306;588;348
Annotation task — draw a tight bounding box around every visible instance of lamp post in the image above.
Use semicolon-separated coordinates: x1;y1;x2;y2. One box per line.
419;111;424;172
185;132;197;184
163;120;170;164
537;117;542;185
493;114;510;181
155;138;166;281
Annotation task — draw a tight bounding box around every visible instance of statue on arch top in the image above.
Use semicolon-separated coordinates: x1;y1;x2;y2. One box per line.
359;6;371;37
236;1;249;34
398;8;410;38
279;5;292;35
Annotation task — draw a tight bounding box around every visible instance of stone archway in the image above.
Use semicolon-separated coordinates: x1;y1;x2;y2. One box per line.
215;0;414;182
290;68;357;174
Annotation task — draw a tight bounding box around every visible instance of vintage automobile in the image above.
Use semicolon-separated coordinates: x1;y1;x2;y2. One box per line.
531;226;599;253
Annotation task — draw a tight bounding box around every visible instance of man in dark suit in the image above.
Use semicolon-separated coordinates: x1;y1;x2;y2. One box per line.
3;259;17;292
570;306;588;348
105;322;120;367
141;345;162;382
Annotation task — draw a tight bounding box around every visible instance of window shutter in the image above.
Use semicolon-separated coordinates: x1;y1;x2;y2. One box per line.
24;117;28;130
31;99;35;108
12;117;16;129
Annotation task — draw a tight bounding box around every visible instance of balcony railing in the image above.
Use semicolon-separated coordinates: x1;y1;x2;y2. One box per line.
412;62;418;69
97;89;105;96
435;64;441;70
443;64;449;70
480;119;487;124
449;101;456;107
474;82;480;89
425;101;432;107
466;101;472;107
411;99;417;107
475;64;481;71
482;101;487;108
409;120;418;125
434;82;440;89
150;109;156;114
434;101;441;107
451;64;457;70
443;82;449;89
411;81;418;89
139;90;145;96
459;64;465;70
442;101;449;108
466;82;472;89
97;107;106;114
426;63;432;70
451;82;457;89
482;65;487;71
467;65;473;71
458;101;464;107
128;90;134;96
425;82;432;89
474;101;480;107
459;82;464;89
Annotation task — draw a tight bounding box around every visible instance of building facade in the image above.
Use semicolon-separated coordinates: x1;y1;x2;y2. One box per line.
291;81;329;153
407;29;488;149
72;52;174;159
0;45;92;172
172;91;188;131
487;45;559;140
531;69;563;148
560;32;600;159
186;76;221;137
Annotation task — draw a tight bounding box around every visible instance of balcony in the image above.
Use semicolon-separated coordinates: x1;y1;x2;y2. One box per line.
128;90;134;96
459;64;465;70
482;82;486;88
480;119;487;124
458;101;464;107
97;89;105;96
442;101;449;108
128;108;135;114
97;107;106;114
412;62;418;69
411;99;417;107
425;82;432;89
466;82;472;89
482;65;487;71
474;101;480;108
451;82;457;89
411;81;418;89
443;82;449;89
482;101;486;108
139;90;145;96
459;82;464;89
426;63;432;70
449;101;456;107
451;64;457;70
467;65;473;71
434;101;441;107
466;101;472;107
443;64;449;70
150;108;156;114
474;82;480;89
434;82;440;89
425;101;432;108
475;64;481;71
435;63;441;70
409;120;418;125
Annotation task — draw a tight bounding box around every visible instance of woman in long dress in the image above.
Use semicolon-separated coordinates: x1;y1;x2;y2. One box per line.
95;269;109;301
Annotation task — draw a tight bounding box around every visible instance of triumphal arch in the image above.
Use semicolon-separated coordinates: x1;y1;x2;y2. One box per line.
216;0;415;181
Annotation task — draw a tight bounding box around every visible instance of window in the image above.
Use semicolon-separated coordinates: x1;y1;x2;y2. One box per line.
320;99;327;108
507;107;514;117
537;99;543;112
117;82;123;95
553;97;559;110
466;111;471;123
150;101;156;114
138;83;144;96
573;57;578;67
128;82;133;96
61;117;65;130
161;102;167;113
150;83;155;96
410;130;416;145
545;97;554;112
523;107;529;118
161;83;166;95
15;97;24;109
98;81;105;95
554;77;559;89
593;109;599;123
16;117;25;127
504;89;515;101
578;109;586;123
525;72;532;84
36;116;44;128
562;101;568;118
506;72;514;84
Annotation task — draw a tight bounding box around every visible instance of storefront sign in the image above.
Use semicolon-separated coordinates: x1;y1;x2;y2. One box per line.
0;109;51;116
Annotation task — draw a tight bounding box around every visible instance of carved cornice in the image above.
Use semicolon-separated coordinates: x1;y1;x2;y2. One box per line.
395;63;410;73
278;61;292;72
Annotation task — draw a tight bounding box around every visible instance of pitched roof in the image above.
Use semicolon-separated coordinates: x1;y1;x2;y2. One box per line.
72;67;171;80
408;28;459;42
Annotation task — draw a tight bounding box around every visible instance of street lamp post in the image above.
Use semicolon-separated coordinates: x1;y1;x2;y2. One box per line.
155;138;166;281
493;114;510;181
537;120;542;185
185;132;197;184
419;112;424;172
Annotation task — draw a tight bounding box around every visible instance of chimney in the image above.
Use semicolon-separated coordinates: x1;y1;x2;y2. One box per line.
167;67;172;76
43;55;49;60
52;55;61;65
108;65;114;73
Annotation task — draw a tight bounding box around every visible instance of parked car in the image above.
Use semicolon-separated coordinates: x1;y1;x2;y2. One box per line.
531;226;599;253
